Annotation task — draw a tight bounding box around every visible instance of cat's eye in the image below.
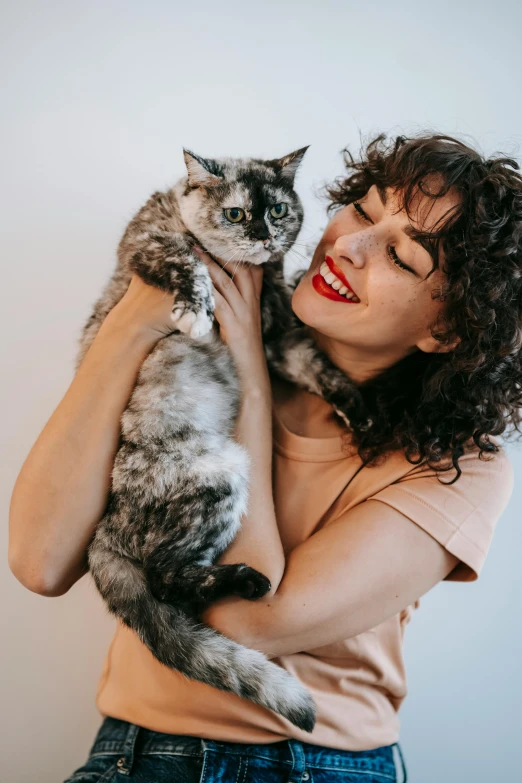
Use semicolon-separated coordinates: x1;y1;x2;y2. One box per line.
224;207;245;223
270;203;288;219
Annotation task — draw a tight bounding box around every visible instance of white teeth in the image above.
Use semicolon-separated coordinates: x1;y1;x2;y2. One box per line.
319;261;360;301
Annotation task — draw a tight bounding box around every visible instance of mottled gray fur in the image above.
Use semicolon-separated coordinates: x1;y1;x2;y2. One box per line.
79;148;359;732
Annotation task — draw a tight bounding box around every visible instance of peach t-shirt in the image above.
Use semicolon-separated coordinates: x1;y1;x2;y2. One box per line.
95;394;514;751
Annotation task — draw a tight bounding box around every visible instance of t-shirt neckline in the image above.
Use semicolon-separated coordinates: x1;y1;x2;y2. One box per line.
272;403;350;462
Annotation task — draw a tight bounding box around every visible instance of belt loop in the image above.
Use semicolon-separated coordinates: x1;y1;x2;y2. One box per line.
115;722;141;776
392;743;408;783
287;739;307;783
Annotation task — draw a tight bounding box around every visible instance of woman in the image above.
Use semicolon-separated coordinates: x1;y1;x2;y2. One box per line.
9;133;521;782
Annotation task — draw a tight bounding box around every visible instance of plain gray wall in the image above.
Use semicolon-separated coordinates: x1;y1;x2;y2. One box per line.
2;1;521;781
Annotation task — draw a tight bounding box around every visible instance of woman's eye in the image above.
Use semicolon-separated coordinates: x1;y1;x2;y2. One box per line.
387;246;413;273
224;207;245;223
354;201;414;274
353;201;371;222
270;203;288;219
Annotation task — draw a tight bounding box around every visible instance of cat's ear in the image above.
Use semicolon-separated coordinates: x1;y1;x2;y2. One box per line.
183;149;223;188
271;146;309;184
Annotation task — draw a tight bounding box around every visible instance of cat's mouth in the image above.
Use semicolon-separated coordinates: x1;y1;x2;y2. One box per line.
245;245;273;264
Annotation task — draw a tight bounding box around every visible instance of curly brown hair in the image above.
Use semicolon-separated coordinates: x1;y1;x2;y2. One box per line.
322;132;522;482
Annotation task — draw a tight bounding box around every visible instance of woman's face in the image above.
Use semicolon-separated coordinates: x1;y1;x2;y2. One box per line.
292;184;458;375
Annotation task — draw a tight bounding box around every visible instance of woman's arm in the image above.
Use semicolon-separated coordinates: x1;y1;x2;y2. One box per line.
8;276;177;597
217;383;285;593
205;499;460;656
194;248;285;592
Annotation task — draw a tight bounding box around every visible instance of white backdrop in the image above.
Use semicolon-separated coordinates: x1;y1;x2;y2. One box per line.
2;1;521;781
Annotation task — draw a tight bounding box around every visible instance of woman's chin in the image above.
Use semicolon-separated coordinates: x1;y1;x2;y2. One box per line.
291;274;327;328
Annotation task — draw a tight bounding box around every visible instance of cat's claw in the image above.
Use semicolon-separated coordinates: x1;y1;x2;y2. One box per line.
171;307;213;338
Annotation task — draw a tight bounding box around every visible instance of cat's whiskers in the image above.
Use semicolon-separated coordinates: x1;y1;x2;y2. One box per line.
287;246;310;260
290;242;316;251
289;247;311;261
231;252;247;281
220;248;243;274
280;244;312;266
286;249;312;271
292;229;322;242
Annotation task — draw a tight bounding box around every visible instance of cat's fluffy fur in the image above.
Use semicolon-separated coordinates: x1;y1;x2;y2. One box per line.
78;148;359;732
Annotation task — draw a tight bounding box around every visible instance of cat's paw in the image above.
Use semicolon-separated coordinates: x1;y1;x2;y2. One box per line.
231;565;272;601
171;300;213;338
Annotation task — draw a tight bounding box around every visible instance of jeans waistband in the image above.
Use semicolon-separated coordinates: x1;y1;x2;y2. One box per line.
90;717;407;781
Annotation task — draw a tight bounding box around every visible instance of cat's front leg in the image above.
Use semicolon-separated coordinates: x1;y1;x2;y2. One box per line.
127;233;215;339
147;563;272;610
169;254;215;339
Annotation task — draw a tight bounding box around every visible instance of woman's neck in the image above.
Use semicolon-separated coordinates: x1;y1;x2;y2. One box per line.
309;328;412;385
271;375;343;438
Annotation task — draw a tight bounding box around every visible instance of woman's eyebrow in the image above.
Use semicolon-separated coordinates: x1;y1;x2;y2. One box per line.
404;224;439;277
375;186;388;206
372;187;437;276
374;186;433;256
403;224;430;249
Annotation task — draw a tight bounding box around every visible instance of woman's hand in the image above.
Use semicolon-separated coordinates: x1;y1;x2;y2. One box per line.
193;246;270;394
106;274;178;341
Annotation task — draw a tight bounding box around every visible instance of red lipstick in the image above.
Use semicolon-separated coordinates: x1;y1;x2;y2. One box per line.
312;274;355;303
311;255;360;303
324;255;357;296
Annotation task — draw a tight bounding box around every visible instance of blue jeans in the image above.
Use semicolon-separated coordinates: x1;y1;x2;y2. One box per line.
63;717;408;782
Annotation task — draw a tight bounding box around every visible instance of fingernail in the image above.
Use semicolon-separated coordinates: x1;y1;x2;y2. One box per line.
193;244;203;253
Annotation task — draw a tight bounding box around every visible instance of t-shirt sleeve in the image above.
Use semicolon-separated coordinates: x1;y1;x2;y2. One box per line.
368;445;514;582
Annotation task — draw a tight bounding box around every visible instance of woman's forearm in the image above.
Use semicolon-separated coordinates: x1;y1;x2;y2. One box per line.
8;309;160;597
192;251;286;597
216;374;285;596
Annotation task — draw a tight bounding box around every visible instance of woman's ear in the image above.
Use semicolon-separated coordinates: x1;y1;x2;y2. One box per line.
416;333;461;354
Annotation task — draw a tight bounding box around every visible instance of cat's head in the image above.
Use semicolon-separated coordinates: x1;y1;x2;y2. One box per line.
177;147;308;266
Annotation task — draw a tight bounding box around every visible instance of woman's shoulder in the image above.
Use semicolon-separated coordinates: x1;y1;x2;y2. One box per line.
368;440;515;582
419;437;511;483
373;436;513;510
463;437;513;471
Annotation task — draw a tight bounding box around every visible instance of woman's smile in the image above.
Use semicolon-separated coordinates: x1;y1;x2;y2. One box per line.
312;256;361;303
312;271;358;303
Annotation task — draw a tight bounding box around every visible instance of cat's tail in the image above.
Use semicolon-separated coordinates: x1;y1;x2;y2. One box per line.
88;542;316;733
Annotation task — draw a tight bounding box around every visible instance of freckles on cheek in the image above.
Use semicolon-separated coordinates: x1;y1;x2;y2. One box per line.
376;294;416;328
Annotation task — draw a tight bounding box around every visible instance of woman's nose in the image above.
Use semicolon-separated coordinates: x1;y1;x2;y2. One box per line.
332;233;367;269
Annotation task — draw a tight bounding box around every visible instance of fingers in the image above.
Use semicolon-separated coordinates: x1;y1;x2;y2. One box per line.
193;247;240;305
193;246;263;306
233;264;262;301
211;285;231;317
251;265;264;298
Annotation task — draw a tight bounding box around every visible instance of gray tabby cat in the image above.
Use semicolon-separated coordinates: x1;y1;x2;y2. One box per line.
78;148;360;733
